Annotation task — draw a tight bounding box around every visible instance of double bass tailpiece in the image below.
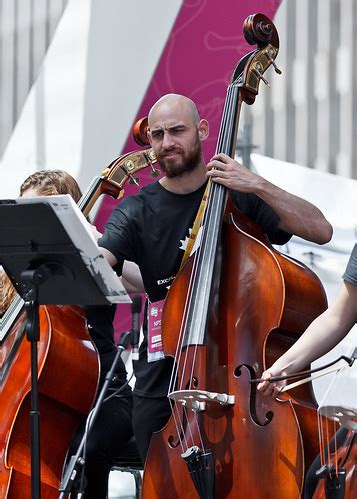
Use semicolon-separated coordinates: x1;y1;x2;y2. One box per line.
181;446;215;499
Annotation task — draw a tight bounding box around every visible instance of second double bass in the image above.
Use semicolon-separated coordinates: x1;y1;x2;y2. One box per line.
0;136;157;497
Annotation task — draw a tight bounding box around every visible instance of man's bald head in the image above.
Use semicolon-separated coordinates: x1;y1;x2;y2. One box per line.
147;93;209;179
148;94;200;128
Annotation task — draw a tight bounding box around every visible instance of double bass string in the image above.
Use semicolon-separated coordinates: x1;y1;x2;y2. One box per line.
185;82;238;390
167;249;203;452
316;374;340;479
215;82;236;155
317;405;339;479
182;83;237;391
166;82;242;455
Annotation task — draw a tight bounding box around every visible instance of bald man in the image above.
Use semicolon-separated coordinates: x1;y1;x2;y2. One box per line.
98;93;332;462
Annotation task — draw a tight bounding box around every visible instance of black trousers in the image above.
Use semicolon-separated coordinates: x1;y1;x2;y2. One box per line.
68;394;133;499
132;394;172;463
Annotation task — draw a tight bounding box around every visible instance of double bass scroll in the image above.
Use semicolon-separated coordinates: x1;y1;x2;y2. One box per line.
80;124;157;217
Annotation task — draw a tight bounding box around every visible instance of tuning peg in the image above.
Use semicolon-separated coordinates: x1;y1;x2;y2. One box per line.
128;175;139;186
266;48;282;74
149;166;160;177
271;60;282;75
253;64;270;87
267;56;282;74
125;159;135;171
145;149;159;177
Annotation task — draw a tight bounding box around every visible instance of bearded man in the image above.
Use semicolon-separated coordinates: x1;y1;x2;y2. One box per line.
98;93;332;462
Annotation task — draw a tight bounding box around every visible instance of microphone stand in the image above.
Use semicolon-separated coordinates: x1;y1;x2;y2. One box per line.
58;329;136;498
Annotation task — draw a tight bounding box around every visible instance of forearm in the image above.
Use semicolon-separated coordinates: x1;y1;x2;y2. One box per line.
259;282;357;396
122;261;144;293
99;246;118;267
271;291;356;374
255;179;332;244
206;154;332;244
121;276;144;293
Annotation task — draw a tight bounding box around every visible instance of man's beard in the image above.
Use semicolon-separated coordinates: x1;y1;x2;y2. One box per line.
157;141;202;179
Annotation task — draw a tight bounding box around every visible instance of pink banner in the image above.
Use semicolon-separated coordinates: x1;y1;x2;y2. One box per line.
96;0;282;338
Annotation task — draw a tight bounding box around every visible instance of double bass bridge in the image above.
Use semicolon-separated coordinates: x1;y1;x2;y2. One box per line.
168;389;235;412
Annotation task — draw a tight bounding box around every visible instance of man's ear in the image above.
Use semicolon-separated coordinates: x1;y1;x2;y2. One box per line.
198;119;209;141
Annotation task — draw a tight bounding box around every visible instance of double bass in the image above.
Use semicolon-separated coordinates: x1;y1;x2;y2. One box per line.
141;13;328;498
312;353;357;497
0;130;157;497
313;429;357;498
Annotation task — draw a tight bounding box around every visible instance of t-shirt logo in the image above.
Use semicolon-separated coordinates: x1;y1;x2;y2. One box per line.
156;276;175;287
179;226;203;255
156;225;203;289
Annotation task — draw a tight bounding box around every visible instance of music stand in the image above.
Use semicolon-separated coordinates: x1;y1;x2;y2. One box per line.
0;196;129;499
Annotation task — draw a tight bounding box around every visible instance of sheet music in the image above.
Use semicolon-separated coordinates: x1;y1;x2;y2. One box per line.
15;194;131;304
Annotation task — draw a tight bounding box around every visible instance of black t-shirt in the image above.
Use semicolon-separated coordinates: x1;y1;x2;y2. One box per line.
84;305;131;396
98;181;291;397
342;243;357;286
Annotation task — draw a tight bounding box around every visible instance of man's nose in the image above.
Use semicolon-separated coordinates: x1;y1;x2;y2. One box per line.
162;132;175;149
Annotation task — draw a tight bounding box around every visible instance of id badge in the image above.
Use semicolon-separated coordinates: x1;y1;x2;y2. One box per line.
147;299;165;362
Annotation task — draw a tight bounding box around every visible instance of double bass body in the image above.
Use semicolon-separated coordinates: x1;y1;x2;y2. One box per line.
142;207;327;498
0;305;99;498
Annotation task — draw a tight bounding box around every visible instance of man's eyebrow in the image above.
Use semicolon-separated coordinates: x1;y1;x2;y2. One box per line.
149;123;186;133
168;124;186;131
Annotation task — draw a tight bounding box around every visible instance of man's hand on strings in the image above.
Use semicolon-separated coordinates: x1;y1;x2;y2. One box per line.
206;153;262;193
257;368;287;398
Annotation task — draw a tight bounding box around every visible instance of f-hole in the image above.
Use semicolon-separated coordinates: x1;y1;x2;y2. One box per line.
234;364;273;426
